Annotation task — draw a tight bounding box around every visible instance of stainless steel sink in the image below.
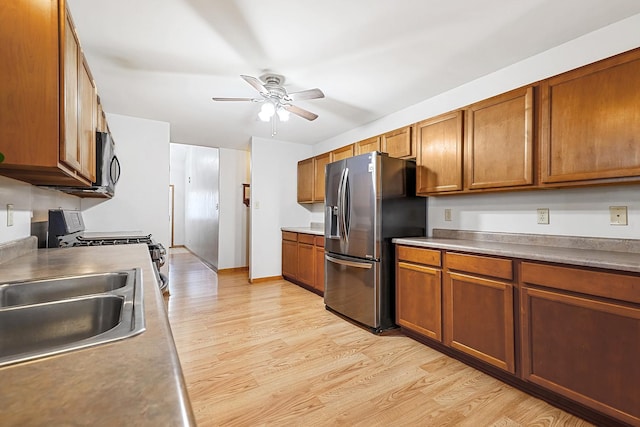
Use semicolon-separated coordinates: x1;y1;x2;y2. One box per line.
0;269;144;367
0;271;130;307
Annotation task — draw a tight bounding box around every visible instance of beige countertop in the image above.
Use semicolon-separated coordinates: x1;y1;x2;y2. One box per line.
394;234;640;274
281;226;324;236
0;244;195;426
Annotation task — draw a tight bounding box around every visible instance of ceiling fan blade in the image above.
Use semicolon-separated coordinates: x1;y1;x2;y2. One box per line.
284;104;318;121
288;88;325;101
241;75;268;95
212;97;255;101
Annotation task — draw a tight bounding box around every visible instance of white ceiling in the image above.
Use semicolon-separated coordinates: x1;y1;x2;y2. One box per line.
67;0;640;151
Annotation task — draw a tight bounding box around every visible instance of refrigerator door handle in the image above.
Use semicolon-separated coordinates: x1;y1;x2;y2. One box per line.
339;167;349;244
325;254;372;269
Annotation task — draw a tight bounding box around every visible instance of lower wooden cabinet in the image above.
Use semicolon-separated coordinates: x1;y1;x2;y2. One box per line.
297;233;315;287
282;231;325;295
281;232;298;279
396;246;442;341
444;252;515;373
313;236;325;293
396;244;640;426
521;262;640;425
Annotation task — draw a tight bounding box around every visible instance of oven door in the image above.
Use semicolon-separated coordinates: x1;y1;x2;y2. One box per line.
324;253;380;330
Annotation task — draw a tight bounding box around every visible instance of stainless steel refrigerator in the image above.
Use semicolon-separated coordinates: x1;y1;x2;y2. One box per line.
324;151;426;333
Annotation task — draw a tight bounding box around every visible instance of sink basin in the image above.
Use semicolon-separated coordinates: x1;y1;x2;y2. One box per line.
0;269;144;367
0;272;130;307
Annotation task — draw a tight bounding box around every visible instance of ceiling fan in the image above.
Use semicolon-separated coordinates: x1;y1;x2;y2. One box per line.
212;74;324;123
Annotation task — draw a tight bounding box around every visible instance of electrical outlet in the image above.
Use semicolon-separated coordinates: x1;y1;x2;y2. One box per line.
610;206;628;225
7;204;14;227
537;208;549;225
444;209;452;221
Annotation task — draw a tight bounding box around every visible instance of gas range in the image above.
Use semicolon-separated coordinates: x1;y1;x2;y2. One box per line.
47;209;168;292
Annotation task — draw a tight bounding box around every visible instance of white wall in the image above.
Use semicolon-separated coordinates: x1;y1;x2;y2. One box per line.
184;145;220;268
249;137;312;280
169;143;187;246
313;13;640;239
0;175;80;244
218;147;250;270
81;114;171;249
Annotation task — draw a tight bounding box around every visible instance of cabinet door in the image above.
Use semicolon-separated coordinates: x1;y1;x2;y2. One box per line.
297;243;314;286
416;111;464;194
78;56;96;182
540;49;640;185
521;286;640;425
331;144;354;161
314;238;325;293
465;87;534;190
355;136;380;156
382;126;414;159
397;261;442;341
313;153;331;203
444;271;515;373
282;233;298;280
297;158;314;203
61;15;81;172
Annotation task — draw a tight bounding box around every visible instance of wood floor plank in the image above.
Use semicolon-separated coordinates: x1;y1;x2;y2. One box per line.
166;250;593;426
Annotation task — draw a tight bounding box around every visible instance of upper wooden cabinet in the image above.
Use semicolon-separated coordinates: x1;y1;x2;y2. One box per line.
355;136;381;156
298;153;330;204
297;158;314;203
0;1;97;187
416;111;464;194
465;87;534;190
331;144;355;161
313;152;331;203
382;126;415;159
540;48;640;186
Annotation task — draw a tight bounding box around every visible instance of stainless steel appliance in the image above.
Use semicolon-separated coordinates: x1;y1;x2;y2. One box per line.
54;131;121;198
46;209;168;292
324;152;426;333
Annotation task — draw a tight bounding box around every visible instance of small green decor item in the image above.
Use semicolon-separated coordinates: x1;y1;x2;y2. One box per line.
0;152;4;163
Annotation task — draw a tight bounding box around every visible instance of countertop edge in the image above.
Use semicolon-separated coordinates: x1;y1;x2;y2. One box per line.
393;237;640;274
281;226;324;236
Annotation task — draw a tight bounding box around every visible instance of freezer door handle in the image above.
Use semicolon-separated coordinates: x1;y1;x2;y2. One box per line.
325;254;372;269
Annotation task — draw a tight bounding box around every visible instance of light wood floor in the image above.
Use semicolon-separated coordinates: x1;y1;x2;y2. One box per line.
166;249;592;427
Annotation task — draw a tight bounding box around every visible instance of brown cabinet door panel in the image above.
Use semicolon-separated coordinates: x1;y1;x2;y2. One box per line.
61;15;80;172
355;136;380;156
446;252;513;281
297;243;314;286
331;144;355;161
382;126;414;159
282;239;297;279
540;50;640;184
297;158;314;203
397;262;442;341
521;286;640;425
397;245;441;267
314;245;325;292
416;111;464;194
313;153;331;203
445;272;515;373
466;87;534;189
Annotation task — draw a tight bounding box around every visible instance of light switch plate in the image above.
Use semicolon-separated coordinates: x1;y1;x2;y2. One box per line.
610;206;628;225
444;209;452;221
537;208;549;225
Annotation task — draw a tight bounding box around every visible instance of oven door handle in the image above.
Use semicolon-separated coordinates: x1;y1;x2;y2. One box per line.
325;254;372;269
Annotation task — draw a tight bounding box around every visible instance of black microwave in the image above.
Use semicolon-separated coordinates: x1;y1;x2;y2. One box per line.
54;131;121;198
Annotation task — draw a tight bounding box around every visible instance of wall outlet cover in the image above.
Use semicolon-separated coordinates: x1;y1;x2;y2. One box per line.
609;206;628;225
537;208;549;225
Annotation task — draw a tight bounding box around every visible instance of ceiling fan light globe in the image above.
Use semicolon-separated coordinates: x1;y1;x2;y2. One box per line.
277;108;290;122
258;111;272;122
260;102;275;116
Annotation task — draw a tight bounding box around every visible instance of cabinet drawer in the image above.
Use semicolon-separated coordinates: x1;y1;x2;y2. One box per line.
521;262;640;304
282;231;297;242
298;233;315;245
314;236;324;247
397;246;441;267
445;252;512;280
